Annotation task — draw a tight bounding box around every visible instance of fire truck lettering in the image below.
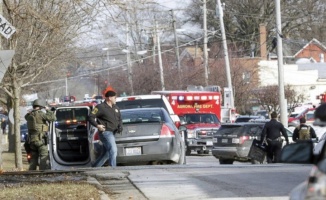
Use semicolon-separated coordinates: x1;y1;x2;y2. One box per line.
177;105;193;108
203;105;213;108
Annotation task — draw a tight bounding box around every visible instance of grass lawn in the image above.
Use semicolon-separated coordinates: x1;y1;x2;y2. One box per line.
0;144;102;200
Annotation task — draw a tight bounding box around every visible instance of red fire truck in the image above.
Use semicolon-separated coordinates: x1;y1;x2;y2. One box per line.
151;90;222;155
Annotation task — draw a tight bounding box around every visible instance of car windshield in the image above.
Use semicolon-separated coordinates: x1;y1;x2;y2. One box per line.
121;110;164;124
180;114;220;124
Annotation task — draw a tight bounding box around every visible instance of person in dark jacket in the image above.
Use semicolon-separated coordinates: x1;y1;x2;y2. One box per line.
260;111;289;163
292;117;317;141
88;90;122;168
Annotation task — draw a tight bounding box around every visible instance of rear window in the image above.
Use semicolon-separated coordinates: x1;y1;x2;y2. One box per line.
55;107;89;129
216;125;263;136
216;125;244;136
116;99;168;111
121;109;165;124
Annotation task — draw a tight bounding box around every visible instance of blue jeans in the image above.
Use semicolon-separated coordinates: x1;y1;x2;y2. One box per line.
93;131;117;167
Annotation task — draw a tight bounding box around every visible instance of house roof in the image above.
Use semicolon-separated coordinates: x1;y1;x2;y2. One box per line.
179;47;203;60
282;38;326;57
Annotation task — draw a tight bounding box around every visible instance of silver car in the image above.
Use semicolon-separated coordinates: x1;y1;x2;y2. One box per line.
92;108;186;165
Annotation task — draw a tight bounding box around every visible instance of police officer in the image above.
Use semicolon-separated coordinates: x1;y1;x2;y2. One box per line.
292;117;317;141
88;90;122;168
260;111;289;163
25;99;56;170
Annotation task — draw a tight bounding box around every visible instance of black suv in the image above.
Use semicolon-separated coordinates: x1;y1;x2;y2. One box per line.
212;122;293;164
212;122;265;164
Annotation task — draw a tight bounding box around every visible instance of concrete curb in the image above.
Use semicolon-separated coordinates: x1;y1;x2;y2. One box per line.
87;176;111;200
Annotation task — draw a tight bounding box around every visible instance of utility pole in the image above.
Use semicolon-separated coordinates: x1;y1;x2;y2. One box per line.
126;24;134;95
275;0;287;126
217;0;234;108
171;10;181;72
203;0;209;86
155;20;165;91
65;76;68;96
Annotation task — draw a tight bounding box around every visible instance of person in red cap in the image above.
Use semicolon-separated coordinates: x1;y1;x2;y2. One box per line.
88;90;123;167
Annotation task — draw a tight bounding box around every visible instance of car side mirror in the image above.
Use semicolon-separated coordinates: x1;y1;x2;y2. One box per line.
280;141;314;164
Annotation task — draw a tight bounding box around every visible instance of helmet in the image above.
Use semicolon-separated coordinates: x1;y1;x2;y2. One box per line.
313;104;326;126
32;99;44;107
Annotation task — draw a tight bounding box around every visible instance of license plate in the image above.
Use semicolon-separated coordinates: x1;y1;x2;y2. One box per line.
125;147;142;156
232;138;240;143
206;141;213;146
213;138;217;143
222;139;228;143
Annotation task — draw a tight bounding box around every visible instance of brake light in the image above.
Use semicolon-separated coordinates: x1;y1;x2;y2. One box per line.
27;153;31;163
93;131;99;141
160;124;175;137
240;136;249;144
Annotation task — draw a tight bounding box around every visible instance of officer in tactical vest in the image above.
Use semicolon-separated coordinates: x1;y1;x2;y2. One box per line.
25;99;56;170
292;117;317;142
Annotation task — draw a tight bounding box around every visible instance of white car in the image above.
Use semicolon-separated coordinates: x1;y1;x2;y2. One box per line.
314;132;326;155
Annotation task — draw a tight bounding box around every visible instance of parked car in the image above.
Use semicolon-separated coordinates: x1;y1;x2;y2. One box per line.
313;132;326;155
212;122;293;164
20;123;28;142
254;110;270;119
92;108;186;165
281;141;326;199
288;108;315;127
235;115;264;123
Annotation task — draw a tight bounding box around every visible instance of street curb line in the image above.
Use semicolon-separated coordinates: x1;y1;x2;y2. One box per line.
87;176;110;200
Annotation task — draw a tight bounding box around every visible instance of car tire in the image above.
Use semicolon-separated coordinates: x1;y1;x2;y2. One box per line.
186;148;191;156
204;150;209;154
251;159;261;164
219;158;234;164
197;150;204;154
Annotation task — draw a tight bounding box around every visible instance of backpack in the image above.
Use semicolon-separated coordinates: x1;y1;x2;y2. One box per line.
26;111;38;131
26;110;48;143
298;126;311;140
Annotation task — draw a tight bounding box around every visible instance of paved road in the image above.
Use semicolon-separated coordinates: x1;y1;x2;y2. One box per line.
88;154;312;200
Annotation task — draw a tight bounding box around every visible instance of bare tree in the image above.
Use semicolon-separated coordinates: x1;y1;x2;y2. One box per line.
252;85;307;114
0;0;100;170
184;0;326;56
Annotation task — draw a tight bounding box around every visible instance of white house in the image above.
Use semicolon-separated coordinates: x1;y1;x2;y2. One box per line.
258;60;326;105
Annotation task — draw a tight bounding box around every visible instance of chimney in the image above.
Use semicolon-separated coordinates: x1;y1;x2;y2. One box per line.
259;24;267;60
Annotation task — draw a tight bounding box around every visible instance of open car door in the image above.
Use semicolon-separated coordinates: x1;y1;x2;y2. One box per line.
49;106;92;170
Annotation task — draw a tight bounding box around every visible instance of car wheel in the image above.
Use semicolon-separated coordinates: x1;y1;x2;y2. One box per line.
204;150;209;154
219;158;234;164
186;148;191;156
197;150;204;154
251;159;261;164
